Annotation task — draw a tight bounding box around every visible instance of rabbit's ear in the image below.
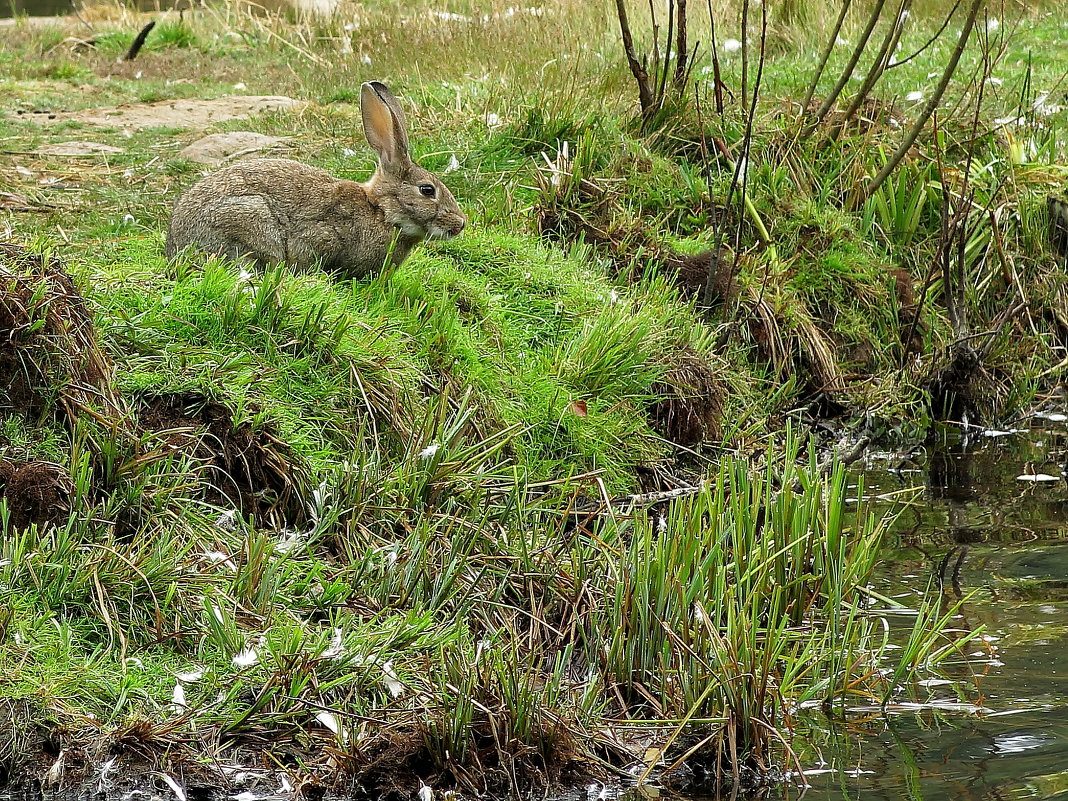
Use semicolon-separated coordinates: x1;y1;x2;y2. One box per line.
361;81;410;169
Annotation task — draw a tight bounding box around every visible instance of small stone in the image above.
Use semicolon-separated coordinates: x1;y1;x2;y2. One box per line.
178;131;288;165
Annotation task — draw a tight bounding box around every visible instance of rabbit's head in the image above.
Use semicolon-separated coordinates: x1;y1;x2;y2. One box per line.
360;81;466;242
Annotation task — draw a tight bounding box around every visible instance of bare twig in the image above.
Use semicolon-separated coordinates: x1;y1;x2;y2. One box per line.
811;0;889;126
800;0;854;115
673;0;689;89
886;0;963;69
615;0;654;118
864;0;984;200
827;0;912;141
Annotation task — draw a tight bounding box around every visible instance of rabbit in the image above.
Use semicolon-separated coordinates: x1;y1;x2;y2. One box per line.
164;81;465;278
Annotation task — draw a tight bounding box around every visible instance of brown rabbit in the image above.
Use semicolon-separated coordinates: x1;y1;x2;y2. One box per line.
164;81;465;278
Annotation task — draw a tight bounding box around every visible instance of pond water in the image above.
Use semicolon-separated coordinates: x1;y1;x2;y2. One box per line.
769;413;1068;801
1;0;76;17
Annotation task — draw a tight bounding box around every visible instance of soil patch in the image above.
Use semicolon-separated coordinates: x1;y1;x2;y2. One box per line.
0;459;74;531
0;243;126;429
42;95;303;131
648;347;726;447
137;392;305;527
536;207;735;305
924;340;1001;424
338;725;584;801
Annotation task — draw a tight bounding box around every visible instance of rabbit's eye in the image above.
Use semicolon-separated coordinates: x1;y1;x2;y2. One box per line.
419;184;436;198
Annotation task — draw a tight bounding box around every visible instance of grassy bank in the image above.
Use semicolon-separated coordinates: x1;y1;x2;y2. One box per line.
0;0;1063;796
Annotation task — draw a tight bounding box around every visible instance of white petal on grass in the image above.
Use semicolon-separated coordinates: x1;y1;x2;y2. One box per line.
203;551;237;571
734;157;748;184
835;36;848;46
381;660;404;697
159;773;187;801
1016;473;1060;482
125;657;145;669
486;112;501;128
443;154;461;173
315;710;344;741
232;646;259;667
722;38;742;53
987;17;999;31
321;628;345;659
419;443;441;460
361;54;372;65
171;682;187;710
176;668;203;682
275;529;303;554
987;77;1003;86
906;91;924;102
429;10;470;22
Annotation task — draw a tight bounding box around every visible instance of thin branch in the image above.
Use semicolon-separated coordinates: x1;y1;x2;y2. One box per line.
887;0;963;69
707;0;725;113
864;0;984;201
615;0;654;117
673;0;689;89
827;0;912;141
811;0;889;126
658;0;676;112
706;0;769;309
740;0;750;104
800;0;854;115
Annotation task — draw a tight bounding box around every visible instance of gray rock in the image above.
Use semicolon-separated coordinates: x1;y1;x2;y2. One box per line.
178;131;289;165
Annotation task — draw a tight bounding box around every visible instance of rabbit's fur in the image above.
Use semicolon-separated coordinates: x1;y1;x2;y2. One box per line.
165;81;465;278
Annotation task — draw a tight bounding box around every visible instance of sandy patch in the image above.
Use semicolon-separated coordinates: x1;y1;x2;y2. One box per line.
43;95;303;130
35;140;125;156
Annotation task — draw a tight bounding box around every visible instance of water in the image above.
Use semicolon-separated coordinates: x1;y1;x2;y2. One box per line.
776;414;1068;801
1;0;76;17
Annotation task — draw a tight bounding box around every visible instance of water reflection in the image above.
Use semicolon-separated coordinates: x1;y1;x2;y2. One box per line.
769;420;1068;801
2;0;75;17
